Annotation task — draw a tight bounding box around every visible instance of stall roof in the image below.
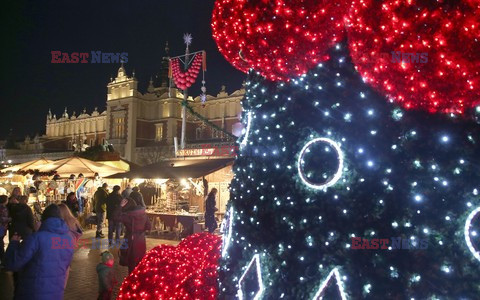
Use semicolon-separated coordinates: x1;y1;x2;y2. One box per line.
99;158;139;172
37;157;126;178
108;158;234;179
1;158;53;172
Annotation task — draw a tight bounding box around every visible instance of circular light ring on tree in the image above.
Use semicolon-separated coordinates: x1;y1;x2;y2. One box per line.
464;206;480;262
297;137;344;190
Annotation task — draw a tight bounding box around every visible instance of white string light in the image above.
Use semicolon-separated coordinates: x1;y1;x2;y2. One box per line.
464;206;480;262
297;137;344;190
222;206;234;257
312;268;348;300
238;254;264;300
240;111;253;149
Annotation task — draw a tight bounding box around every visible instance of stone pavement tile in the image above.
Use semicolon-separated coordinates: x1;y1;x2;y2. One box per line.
0;229;179;300
65;229;179;299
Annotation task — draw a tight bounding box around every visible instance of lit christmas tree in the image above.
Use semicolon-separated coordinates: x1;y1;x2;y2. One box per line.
212;0;480;299
117;1;480;298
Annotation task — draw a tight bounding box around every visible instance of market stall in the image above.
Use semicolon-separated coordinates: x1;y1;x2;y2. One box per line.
109;158;234;238
0;158;57;202
33;157;127;211
0;157;127;210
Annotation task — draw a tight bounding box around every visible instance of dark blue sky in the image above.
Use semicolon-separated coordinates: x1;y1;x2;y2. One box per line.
0;0;245;139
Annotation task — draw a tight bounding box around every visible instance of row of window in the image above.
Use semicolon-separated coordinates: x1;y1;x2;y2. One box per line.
111;117;239;142
112;117;164;141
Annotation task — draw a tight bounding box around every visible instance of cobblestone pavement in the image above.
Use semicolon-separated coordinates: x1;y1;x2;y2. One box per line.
0;229;179;300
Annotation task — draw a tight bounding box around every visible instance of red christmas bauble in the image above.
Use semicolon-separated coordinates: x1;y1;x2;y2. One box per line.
347;0;480;114
118;233;221;299
171;53;203;90
212;0;350;81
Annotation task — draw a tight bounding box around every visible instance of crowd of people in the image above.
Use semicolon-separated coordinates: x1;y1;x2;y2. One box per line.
0;184;151;300
0;183;220;299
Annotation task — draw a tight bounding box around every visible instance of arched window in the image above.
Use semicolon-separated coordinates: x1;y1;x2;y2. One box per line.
113;117;125;138
155;124;163;141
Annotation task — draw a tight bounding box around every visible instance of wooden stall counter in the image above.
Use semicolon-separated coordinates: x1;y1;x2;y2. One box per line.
146;211;203;240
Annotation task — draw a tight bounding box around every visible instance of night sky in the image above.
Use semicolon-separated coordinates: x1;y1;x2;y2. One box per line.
0;0;245;140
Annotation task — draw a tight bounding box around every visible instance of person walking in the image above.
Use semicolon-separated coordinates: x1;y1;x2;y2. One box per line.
65;192;80;218
119;198;151;274
58;203;83;242
8;187;21;204
5;204;75;300
93;183;109;238
6;187;20;239
9;195;35;240
106;185;122;244
204;188;218;233
76;174;86;214
33;202;43;231
5;195;35;295
58;203;83;289
0;195;10;266
121;185;132;198
96;251;117;300
129;186;146;208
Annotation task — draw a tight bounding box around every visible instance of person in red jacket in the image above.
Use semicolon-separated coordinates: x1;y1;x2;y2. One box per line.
119;198;151;274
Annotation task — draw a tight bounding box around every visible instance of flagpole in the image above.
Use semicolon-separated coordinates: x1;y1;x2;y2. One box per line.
180;34;191;150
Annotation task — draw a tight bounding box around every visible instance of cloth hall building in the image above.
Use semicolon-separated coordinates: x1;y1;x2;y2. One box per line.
3;64;244;165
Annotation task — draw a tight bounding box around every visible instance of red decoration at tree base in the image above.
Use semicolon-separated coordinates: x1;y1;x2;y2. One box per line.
118;233;222;300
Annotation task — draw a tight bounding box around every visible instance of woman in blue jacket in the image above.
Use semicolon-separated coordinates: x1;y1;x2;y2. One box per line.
5;204;75;300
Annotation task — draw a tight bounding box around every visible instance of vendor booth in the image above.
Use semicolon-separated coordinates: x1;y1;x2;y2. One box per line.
0;157;128;210
109;158;234;238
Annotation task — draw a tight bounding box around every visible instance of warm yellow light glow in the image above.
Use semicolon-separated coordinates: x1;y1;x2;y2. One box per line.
133;178;145;185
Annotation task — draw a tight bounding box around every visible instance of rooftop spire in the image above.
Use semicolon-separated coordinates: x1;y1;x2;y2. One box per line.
117;62;126;77
160;42;171;87
148;76;155;93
